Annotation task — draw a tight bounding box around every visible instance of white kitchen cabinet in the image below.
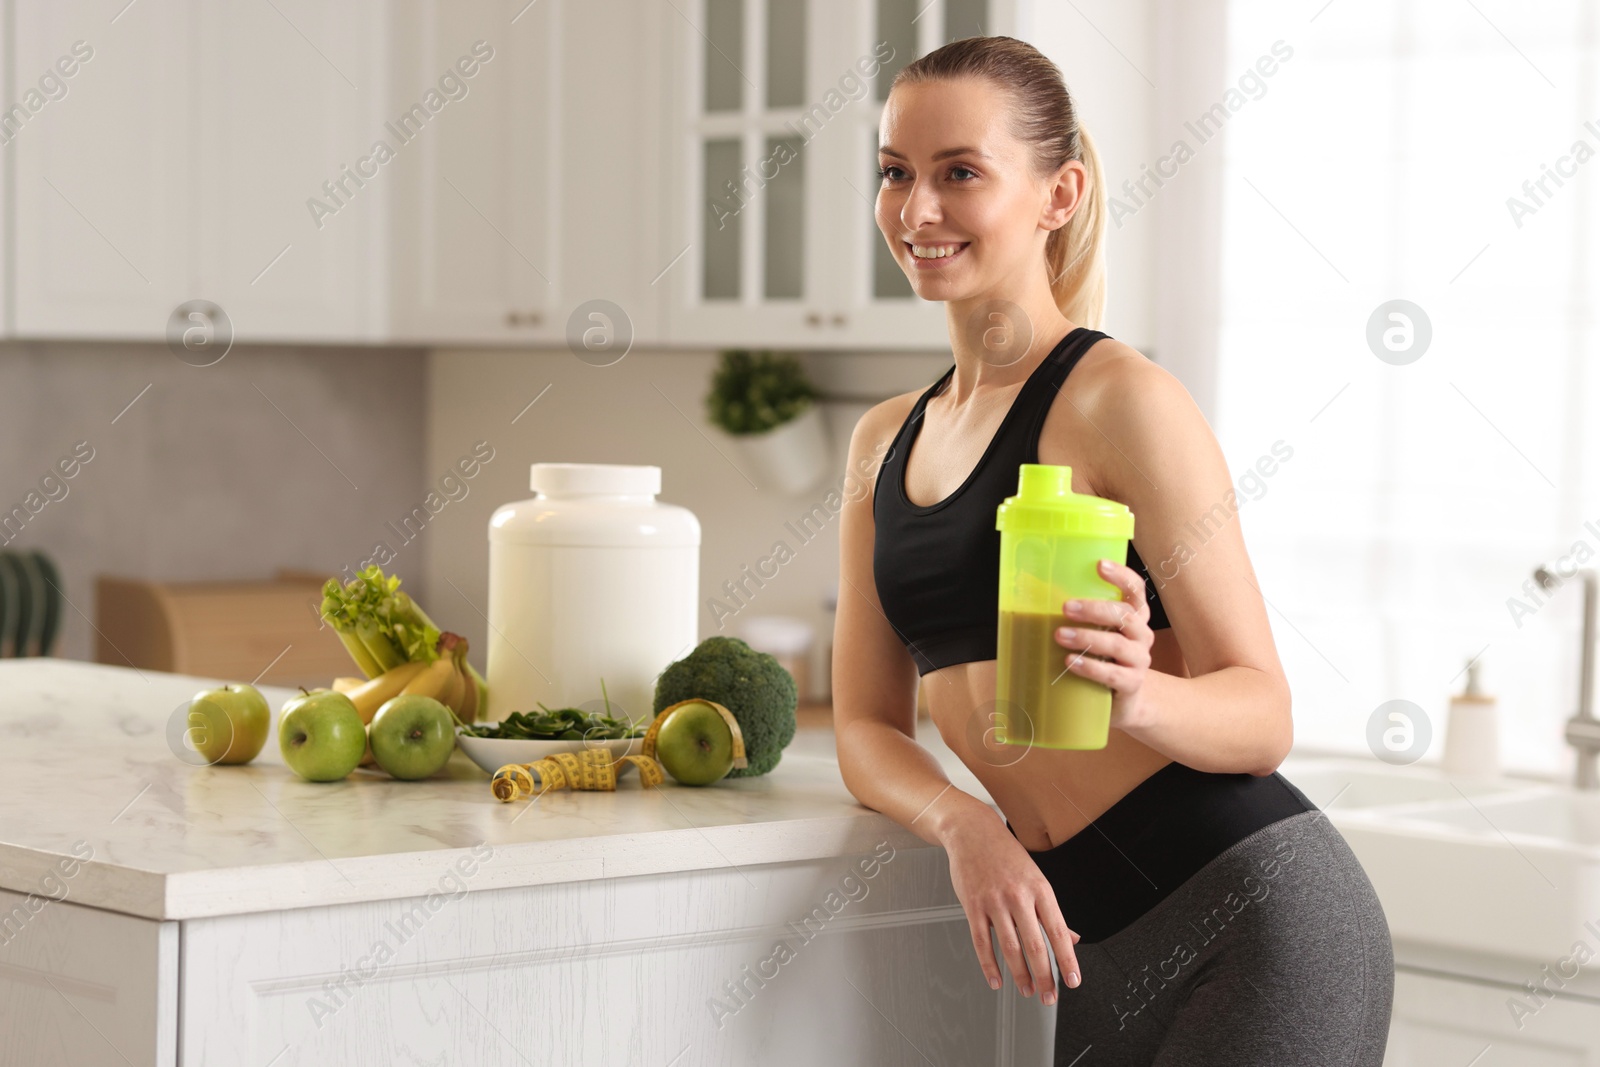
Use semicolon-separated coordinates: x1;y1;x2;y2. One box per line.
659;0;1013;350
0;13;9;328
0;887;178;1067
385;0;668;351
548;0;670;352
1385;967;1600;1066
11;1;194;338
11;0;380;342
2;846;1042;1067
175;854;1032;1066
385;0;559;345
194;0;385;342
15;0;1015;348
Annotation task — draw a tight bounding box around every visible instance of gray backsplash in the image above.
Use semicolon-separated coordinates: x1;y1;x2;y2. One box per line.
0;341;428;661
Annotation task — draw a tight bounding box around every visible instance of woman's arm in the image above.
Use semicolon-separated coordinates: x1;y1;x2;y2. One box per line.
833;402;1082;1002
1053;346;1294;777
832;400;990;845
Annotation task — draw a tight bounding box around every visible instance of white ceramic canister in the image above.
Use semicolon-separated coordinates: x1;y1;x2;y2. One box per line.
486;463;700;728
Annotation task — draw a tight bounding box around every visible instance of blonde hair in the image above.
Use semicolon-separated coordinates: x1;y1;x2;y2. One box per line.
890;36;1107;329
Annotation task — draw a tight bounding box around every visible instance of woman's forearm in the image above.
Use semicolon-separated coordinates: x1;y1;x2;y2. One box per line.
837;718;1003;848
1122;665;1292;776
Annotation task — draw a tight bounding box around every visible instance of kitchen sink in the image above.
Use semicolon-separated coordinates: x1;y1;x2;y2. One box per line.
1279;762;1523;811
1389;791;1600;849
1278;755;1600;961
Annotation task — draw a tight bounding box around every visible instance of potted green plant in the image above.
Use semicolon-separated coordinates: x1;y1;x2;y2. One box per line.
706;349;830;494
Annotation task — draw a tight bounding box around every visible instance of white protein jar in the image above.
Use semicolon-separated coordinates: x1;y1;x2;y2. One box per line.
486;463;700;727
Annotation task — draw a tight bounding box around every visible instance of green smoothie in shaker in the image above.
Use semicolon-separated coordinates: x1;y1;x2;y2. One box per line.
994;463;1135;749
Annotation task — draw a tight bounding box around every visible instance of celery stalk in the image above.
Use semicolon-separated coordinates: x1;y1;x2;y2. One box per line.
319;566;459;677
356;617;406;673
336;629;383;679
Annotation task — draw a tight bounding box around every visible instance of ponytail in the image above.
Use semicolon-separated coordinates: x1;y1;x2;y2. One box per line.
1046;121;1107;329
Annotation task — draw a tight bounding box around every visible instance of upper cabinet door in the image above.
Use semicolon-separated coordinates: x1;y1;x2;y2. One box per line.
386;0;558;345
661;0;1009;350
661;0;841;348
12;1;195;338
830;0;1010;350
195;0;384;342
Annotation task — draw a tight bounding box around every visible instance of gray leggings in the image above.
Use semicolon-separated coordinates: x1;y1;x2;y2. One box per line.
1050;809;1394;1065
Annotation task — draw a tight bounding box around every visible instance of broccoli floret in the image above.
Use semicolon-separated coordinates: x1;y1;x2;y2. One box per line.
652;636;798;777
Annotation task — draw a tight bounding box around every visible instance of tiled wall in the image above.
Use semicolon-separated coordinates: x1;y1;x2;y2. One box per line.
0;341;429;661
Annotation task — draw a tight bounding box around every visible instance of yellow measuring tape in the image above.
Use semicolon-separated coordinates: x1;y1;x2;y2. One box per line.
491;748;665;802
489;699;747;803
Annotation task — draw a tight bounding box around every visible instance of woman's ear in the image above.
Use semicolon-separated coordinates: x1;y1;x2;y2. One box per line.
1041;159;1087;232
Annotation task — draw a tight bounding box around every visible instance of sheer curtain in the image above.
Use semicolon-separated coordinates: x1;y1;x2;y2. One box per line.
1193;0;1599;775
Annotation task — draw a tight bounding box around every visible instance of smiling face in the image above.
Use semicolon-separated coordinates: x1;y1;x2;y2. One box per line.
876;77;1084;307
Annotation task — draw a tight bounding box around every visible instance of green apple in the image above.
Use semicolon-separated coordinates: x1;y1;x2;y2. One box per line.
278;689;366;782
188;684;271;765
655;700;735;786
369;695;456;781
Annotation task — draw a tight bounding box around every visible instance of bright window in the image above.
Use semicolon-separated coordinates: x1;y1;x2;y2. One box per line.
1214;0;1598;775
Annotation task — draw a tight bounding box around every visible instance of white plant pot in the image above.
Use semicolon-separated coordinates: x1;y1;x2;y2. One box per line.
734;403;831;495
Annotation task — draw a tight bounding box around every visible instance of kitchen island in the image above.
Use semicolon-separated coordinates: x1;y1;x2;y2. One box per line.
0;660;1052;1066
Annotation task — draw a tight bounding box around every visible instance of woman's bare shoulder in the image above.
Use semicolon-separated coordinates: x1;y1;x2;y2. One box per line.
1045;336;1204;493
1061;338;1199;438
1069;337;1180;401
845;386;924;483
860;385;924;437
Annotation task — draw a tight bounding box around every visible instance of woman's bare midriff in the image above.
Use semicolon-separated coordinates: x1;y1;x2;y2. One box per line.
921;634;1188;853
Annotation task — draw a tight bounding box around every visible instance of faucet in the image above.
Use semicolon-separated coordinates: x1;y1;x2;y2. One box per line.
1533;564;1600;789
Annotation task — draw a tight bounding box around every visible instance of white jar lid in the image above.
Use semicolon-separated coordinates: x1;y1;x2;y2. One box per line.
531;463;660;496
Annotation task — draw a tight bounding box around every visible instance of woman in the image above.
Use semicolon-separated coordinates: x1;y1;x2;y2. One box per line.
833;36;1394;1065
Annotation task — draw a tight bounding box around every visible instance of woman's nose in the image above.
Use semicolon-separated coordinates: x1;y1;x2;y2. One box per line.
898;180;944;230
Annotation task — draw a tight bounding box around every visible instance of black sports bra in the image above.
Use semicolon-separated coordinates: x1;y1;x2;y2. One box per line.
872;326;1170;676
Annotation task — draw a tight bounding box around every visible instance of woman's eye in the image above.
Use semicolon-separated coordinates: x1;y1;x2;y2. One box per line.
876;164;976;182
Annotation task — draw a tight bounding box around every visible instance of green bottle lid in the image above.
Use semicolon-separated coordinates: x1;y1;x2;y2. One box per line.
994;463;1135;538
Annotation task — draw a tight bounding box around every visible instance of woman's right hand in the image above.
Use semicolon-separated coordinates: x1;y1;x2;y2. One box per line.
943;809;1082;1005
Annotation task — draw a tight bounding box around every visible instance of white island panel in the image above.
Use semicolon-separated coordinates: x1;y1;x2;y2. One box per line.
0;887;177;1067
179;850;1052;1066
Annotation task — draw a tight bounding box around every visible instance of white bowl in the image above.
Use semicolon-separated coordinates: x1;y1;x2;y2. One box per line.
454;731;645;778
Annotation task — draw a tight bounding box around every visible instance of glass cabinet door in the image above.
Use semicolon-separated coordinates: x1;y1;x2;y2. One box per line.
671;0;841;345
666;0;1010;348
833;0;1009;348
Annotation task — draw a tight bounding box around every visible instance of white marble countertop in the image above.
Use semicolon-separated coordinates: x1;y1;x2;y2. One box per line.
0;660;995;922
14;659;1540;929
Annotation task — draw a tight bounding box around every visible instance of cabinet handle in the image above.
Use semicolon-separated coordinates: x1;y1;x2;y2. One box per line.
805;311;822;327
831;312;847;327
506;311;522;327
506;311;544;327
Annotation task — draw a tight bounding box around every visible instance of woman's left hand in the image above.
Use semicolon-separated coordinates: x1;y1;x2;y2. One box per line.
1054;558;1157;732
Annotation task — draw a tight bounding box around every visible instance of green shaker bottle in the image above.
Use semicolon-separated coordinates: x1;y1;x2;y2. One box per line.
994;463;1135;749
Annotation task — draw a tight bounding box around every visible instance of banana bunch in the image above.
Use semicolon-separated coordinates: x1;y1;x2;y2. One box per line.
335;632;479;725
